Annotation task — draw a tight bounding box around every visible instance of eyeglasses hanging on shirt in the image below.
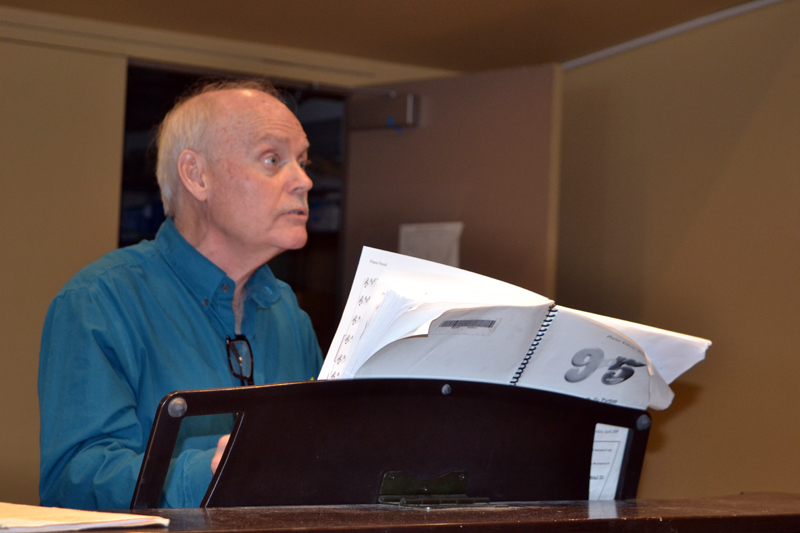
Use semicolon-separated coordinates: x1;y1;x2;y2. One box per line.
226;335;254;386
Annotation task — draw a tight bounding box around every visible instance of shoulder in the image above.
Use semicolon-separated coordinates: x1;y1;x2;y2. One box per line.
266;277;313;328
53;240;161;301
40;239;174;368
253;269;313;332
249;263;302;311
273;278;301;307
39;241;166;371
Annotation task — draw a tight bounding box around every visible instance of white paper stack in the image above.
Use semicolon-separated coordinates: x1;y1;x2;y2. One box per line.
320;247;710;411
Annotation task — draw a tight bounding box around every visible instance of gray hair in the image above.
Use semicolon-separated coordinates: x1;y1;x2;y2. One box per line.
155;79;280;216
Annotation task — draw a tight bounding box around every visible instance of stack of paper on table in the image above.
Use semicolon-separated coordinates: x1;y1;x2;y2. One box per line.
0;502;168;532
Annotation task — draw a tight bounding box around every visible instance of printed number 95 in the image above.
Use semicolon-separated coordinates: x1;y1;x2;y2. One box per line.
564;348;645;385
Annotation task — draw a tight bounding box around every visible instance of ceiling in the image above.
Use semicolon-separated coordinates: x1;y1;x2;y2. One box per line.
0;0;757;71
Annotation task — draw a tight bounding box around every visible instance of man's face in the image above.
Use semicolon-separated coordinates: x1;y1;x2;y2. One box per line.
202;89;312;262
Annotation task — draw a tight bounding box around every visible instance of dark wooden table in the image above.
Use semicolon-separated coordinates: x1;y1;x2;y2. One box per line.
125;493;800;532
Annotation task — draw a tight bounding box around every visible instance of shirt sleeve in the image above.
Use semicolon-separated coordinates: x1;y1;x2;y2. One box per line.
38;286;214;510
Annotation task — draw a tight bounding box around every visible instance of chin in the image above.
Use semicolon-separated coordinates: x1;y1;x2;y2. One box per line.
283;230;309;251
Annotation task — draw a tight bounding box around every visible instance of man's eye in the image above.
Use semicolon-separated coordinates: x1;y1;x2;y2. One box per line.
263;155;279;166
300;159;311;170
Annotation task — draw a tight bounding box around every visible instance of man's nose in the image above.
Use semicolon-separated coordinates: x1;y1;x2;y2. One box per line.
288;161;314;193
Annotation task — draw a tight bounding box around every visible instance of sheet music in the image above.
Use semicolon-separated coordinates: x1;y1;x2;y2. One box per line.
319;247;551;380
569;308;710;384
355;305;553;385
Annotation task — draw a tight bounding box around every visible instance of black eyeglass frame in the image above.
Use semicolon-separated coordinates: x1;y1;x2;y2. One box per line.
226;335;254;386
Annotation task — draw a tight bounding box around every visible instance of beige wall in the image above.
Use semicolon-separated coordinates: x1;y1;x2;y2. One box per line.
559;0;800;498
345;65;561;298
0;41;127;504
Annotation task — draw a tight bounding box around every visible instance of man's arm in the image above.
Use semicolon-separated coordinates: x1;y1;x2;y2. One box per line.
38;287;215;509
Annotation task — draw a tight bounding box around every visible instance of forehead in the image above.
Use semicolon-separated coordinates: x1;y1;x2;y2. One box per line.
206;89;308;150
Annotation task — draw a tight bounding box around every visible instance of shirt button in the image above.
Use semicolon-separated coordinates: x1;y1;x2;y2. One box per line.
221;283;230;292
202;299;209;306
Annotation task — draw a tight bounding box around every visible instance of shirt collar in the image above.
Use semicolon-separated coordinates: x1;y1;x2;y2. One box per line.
155;218;281;308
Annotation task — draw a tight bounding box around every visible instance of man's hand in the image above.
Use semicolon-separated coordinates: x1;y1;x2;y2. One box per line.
211;434;230;474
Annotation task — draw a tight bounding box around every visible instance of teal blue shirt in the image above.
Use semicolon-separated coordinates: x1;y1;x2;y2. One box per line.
38;218;323;509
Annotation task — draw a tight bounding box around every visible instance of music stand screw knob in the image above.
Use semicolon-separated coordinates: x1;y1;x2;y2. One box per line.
442;384;452;395
636;414;651;431
168;397;188;418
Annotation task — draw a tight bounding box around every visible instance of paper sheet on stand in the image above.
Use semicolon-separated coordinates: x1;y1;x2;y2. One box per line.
568;308;710;384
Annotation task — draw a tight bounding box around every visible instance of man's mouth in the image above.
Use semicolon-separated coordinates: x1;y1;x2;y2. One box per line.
288;208;308;216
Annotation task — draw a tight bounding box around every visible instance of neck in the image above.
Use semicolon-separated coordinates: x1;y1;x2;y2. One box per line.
173;211;277;329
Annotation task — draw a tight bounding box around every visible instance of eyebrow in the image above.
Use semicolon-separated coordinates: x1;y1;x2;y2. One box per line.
254;134;310;153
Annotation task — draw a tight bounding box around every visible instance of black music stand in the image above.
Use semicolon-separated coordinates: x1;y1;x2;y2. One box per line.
130;379;650;509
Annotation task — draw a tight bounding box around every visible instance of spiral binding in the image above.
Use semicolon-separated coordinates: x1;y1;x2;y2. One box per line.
510;305;558;385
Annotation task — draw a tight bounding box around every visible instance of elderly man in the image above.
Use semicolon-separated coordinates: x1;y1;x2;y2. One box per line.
38;80;323;509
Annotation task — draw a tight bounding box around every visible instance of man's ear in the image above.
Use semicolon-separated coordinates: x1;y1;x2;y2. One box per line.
177;149;209;202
